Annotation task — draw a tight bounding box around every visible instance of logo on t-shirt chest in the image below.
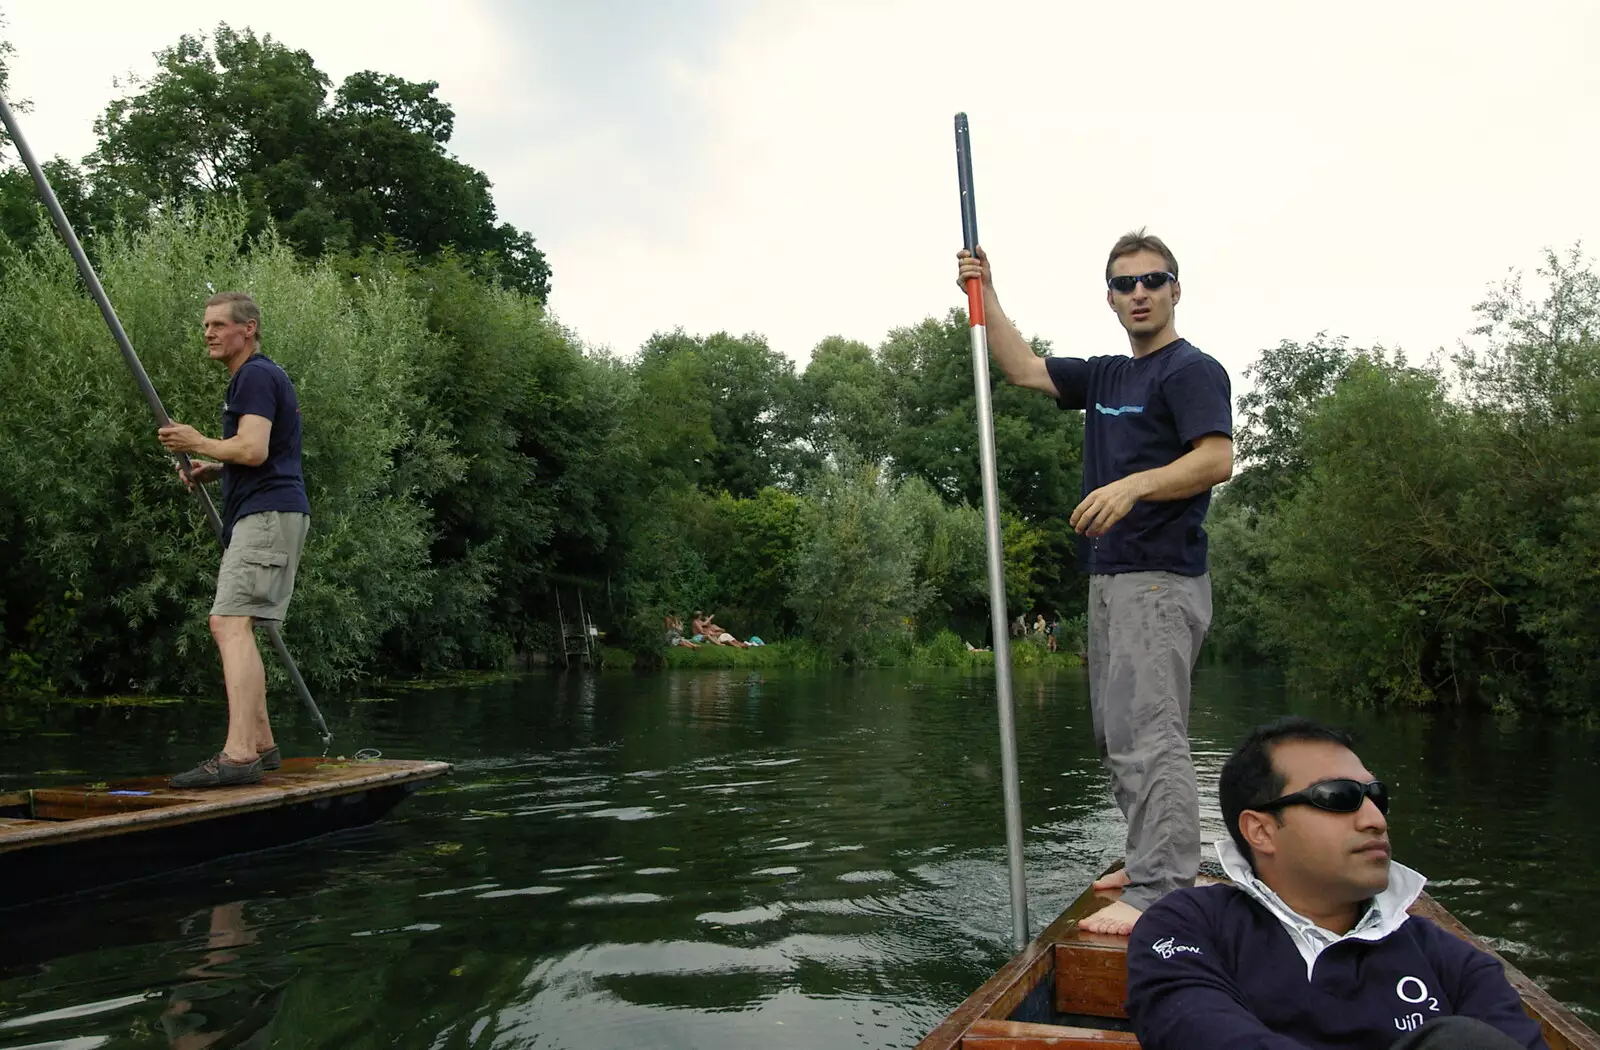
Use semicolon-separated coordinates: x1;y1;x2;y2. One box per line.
1391;974;1441;1032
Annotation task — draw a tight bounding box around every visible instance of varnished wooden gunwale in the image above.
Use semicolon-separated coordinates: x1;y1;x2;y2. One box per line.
1408;894;1596;1050
916;866;1600;1050
961;1019;1139;1047
0;757;451;853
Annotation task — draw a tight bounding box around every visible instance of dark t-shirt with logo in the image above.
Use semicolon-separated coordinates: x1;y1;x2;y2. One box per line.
219;353;311;545
1044;338;1231;576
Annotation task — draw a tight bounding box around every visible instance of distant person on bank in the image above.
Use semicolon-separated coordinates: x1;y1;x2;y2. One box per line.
1126;717;1547;1050
157;292;311;788
957;230;1233;935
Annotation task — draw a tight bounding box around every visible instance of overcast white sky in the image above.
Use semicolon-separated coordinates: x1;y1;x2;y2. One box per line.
8;0;1599;390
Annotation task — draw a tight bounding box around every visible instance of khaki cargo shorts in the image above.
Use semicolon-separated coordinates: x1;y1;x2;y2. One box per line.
211;511;311;621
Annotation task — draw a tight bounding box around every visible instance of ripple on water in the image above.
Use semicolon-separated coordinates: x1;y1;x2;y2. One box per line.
477;886;565;899
418;881;500;898
0;994;153;1031
697;903;787;925
541;863;615;875
582;806;663;821
352;922;443;936
686;778;776;793
571;893;668;906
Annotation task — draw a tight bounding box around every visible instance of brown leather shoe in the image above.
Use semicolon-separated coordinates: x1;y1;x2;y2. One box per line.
169;754;264;788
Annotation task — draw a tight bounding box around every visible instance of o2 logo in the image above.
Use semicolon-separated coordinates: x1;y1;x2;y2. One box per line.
1392;976;1441;1032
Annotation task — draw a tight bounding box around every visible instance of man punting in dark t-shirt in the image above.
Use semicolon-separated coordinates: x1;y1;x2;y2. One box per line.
955;230;1233;939
157;292;311;791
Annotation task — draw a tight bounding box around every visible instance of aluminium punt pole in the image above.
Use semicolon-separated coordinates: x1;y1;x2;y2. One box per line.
954;112;1028;949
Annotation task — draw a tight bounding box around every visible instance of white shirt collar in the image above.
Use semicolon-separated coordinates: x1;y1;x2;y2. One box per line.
1215;837;1427;980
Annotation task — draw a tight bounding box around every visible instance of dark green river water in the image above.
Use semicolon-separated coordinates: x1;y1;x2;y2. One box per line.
0;667;1595;1049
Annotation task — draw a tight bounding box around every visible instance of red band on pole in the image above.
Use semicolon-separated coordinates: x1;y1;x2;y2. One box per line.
965;278;986;327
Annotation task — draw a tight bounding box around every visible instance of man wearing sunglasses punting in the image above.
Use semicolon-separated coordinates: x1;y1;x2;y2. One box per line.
956;231;1233;936
1126;717;1546;1050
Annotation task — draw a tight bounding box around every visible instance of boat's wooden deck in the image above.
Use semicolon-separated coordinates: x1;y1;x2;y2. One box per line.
0;758;451;852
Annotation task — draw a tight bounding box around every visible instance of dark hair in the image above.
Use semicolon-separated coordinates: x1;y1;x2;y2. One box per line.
1105;227;1179;283
1219;717;1355;868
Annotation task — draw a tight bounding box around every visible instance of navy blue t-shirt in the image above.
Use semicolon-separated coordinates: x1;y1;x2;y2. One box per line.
219;353;311;545
1045;339;1231;576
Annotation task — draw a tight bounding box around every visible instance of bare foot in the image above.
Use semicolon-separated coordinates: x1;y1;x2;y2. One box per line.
1091;868;1131;892
1079;899;1142;936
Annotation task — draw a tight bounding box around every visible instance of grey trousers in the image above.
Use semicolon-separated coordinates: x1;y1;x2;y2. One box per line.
1087;571;1212;911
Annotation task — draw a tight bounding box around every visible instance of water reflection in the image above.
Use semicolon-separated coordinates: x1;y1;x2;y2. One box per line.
159;903;287;1050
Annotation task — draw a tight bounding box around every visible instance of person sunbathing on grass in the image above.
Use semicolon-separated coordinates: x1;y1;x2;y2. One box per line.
665;616;699;648
702;613;749;648
691;612;748;647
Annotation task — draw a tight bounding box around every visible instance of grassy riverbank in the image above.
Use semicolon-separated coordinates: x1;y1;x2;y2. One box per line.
653;630;1083;672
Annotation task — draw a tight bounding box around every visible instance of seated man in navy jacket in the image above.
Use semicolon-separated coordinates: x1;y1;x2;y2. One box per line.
1126;717;1546;1050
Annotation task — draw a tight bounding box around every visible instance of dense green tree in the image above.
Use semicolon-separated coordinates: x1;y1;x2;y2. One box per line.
699;488;806;640
787;457;928;658
797;336;895;462
1452;248;1600;711
876;310;1085;617
1252;357;1477;704
1228;335;1358;511
1211;247;1600;712
345;250;627;669
2;24;549;297
633;329;805;496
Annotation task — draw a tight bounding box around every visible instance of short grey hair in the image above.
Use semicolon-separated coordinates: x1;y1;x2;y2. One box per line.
204;291;261;341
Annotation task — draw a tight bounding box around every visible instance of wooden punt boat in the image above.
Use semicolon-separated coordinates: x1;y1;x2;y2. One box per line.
0;757;450;907
916;866;1599;1050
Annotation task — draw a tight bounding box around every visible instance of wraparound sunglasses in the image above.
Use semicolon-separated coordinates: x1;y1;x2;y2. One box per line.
1254;778;1388;816
1107;271;1177;294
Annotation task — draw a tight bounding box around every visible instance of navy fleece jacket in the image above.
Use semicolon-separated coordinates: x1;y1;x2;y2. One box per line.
1126;882;1548;1050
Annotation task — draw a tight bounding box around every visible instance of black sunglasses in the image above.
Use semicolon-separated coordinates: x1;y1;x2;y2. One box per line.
1254;778;1388;816
1107;271;1177;294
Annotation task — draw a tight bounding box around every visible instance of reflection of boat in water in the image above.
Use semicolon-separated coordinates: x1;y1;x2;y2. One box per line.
915;867;1600;1050
0;757;449;907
